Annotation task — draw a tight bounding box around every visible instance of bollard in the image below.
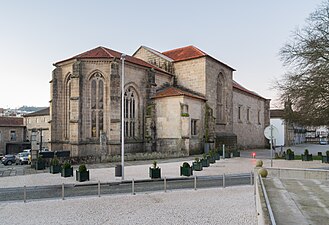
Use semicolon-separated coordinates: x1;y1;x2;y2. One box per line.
223;173;226;188
250;171;253;185
194;176;197;190
62;183;65;200
132;179;135;195
98;180;101;197
222;144;225;159
164;177;167;192
24;185;26;203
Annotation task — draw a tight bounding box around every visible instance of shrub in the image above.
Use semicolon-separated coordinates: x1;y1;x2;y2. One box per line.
286;149;293;155
182;162;190;168
62;161;71;169
152;160;157;168
304;149;309;155
203;153;207;159
50;157;59;166
195;157;200;163
326;151;329;156
78;164;87;172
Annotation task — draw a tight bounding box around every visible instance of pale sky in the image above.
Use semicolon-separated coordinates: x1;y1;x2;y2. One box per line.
0;0;324;109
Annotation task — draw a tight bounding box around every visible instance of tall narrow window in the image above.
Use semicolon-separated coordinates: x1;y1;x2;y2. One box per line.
124;87;138;138
65;75;71;139
238;105;242;121
258;110;261;124
247;108;250;122
10;131;16;141
90;73;104;138
191;119;198;136
217;73;226;124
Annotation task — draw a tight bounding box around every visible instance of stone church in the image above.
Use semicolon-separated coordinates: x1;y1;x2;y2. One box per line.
50;45;270;158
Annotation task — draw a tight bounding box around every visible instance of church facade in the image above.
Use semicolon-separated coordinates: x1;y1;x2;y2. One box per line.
50;45;270;158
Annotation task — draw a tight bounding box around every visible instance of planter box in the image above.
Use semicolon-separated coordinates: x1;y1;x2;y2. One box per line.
76;170;90;182
149;167;161;179
232;151;240;157
61;167;73;177
214;153;220;160
50;165;61;174
223;152;231;158
285;153;294;160
201;158;210;167
208;156;215;164
180;166;193;176
35;161;46;170
322;156;329;163
301;154;313;161
192;162;203;171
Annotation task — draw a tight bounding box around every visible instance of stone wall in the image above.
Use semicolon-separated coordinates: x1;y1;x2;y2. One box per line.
232;89;268;149
24;115;51;149
0;126;25;154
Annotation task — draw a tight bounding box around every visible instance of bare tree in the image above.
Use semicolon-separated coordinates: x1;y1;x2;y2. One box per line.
278;0;329;126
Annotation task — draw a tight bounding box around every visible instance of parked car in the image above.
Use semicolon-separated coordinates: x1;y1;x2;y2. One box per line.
1;155;16;165
23;149;31;154
15;152;30;165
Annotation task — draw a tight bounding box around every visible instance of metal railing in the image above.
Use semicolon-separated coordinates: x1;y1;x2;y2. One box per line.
0;172;254;203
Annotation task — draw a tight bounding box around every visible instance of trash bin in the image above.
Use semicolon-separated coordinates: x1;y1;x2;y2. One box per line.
115;164;122;177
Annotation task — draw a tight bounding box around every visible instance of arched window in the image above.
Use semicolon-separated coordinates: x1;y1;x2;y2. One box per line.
90;72;104;138
124;87;138;138
217;73;226;124
64;74;71;139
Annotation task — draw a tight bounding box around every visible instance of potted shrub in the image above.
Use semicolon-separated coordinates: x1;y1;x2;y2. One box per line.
76;164;89;182
301;149;313;161
208;151;215;164
149;161;161;179
35;156;46;170
61;161;73;177
49;156;61;174
224;151;231;158
214;150;220;160
322;151;329;163
232;150;240;157
192;157;203;171
285;149;294;160
180;162;193;176
201;153;210;167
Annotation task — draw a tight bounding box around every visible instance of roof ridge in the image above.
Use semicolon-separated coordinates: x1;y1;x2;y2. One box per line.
100;46;115;57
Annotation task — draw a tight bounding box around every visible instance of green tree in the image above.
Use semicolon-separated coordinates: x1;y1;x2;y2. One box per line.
277;1;329;126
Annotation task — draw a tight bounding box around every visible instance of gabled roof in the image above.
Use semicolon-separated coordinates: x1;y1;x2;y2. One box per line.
162;45;235;71
23;107;49;117
162;45;207;62
153;86;206;101
54;46;171;75
134;46;174;62
233;80;268;100
0;117;24;127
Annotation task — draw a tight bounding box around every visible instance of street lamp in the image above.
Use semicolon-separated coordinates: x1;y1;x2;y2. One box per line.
121;53;126;180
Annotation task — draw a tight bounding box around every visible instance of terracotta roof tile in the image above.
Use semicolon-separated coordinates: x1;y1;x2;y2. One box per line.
162;45;207;62
0;117;24;126
233;80;267;100
153;86;206;101
162;45;235;71
54;46;171;75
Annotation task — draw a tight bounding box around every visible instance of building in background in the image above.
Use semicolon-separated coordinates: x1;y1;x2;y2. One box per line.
0;117;28;154
23;107;50;150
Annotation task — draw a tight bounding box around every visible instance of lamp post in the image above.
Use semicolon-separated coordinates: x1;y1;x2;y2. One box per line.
121;53;126;180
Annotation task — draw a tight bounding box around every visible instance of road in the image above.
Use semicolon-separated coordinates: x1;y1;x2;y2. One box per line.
0;173;253;202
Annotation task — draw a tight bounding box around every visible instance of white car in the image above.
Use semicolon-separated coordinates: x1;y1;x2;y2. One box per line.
16;152;30;165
